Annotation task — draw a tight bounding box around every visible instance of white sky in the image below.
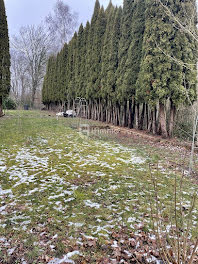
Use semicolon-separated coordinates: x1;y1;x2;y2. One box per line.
4;0;123;35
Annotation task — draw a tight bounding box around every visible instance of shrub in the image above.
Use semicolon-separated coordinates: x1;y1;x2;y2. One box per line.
3;97;17;110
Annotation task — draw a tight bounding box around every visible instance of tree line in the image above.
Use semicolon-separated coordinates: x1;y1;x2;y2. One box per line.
42;0;197;138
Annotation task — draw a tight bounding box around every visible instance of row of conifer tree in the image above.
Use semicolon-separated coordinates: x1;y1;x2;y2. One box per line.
42;0;197;138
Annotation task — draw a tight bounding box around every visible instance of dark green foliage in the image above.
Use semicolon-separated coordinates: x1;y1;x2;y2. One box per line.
101;3;115;101
42;0;197;137
88;4;107;100
3;97;17;110
136;0;173;106
124;0;145;99
116;0;135;102
0;0;10;115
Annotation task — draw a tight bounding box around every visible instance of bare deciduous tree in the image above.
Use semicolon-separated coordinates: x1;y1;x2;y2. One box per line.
12;24;52;106
10;1;78;107
45;0;78;51
10;50;30;103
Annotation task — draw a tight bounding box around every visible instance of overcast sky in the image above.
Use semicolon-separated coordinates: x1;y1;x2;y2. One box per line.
4;0;123;36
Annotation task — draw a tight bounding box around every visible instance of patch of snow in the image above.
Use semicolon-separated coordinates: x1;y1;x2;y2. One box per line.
109;185;119;190
111;240;118;248
16;148;48;168
0;165;6;172
48;250;81;264
64;197;75;203
69;222;84;228
49;193;65;200
7;247;16;255
0;186;12;197
0;237;6;242
84;200;100;209
21;258;27;264
128;217;136;223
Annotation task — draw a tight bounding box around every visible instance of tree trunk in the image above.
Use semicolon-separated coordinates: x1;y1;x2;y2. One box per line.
139;103;145;130
0;96;3;117
131;99;136;129
152;108;157;134
159;103;168;138
146;104;149;130
128;100;132;129
169;100;176;137
123;102;127;127
135;103;140;129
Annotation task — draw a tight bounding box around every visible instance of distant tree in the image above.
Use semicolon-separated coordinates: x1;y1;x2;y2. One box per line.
0;0;10;116
10;50;30;104
12;25;53;107
42;56;56;107
45;0;78;51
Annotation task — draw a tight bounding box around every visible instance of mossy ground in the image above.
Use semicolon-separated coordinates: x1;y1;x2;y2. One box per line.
0;111;197;263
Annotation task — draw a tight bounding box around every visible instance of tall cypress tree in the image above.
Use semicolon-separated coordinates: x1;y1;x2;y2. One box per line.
108;6;122;99
0;0;10;116
59;43;69;106
136;0;176;137
101;2;114;105
67;32;78;105
116;0;135;103
75;24;84;97
88;5;106;101
80;21;90;99
136;0;197;137
168;0;197;136
123;0;145;128
102;6;122;123
86;0;101;100
115;0;135;127
42;56;56;108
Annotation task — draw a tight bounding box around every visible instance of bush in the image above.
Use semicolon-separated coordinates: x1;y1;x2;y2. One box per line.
3;97;17;110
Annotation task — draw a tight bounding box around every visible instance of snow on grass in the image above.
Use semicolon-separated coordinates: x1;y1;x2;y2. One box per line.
0;111;197;263
0;186;12;197
84;200;101;209
48;251;81;264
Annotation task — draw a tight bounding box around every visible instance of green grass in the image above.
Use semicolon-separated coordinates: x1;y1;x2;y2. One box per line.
0;110;197;263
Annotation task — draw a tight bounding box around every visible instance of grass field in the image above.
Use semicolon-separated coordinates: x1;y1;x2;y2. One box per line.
0;111;197;263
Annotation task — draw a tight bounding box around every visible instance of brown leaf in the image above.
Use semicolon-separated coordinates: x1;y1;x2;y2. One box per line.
87;239;96;247
43;255;51;262
130;238;136;247
113;247;122;258
135;252;143;262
